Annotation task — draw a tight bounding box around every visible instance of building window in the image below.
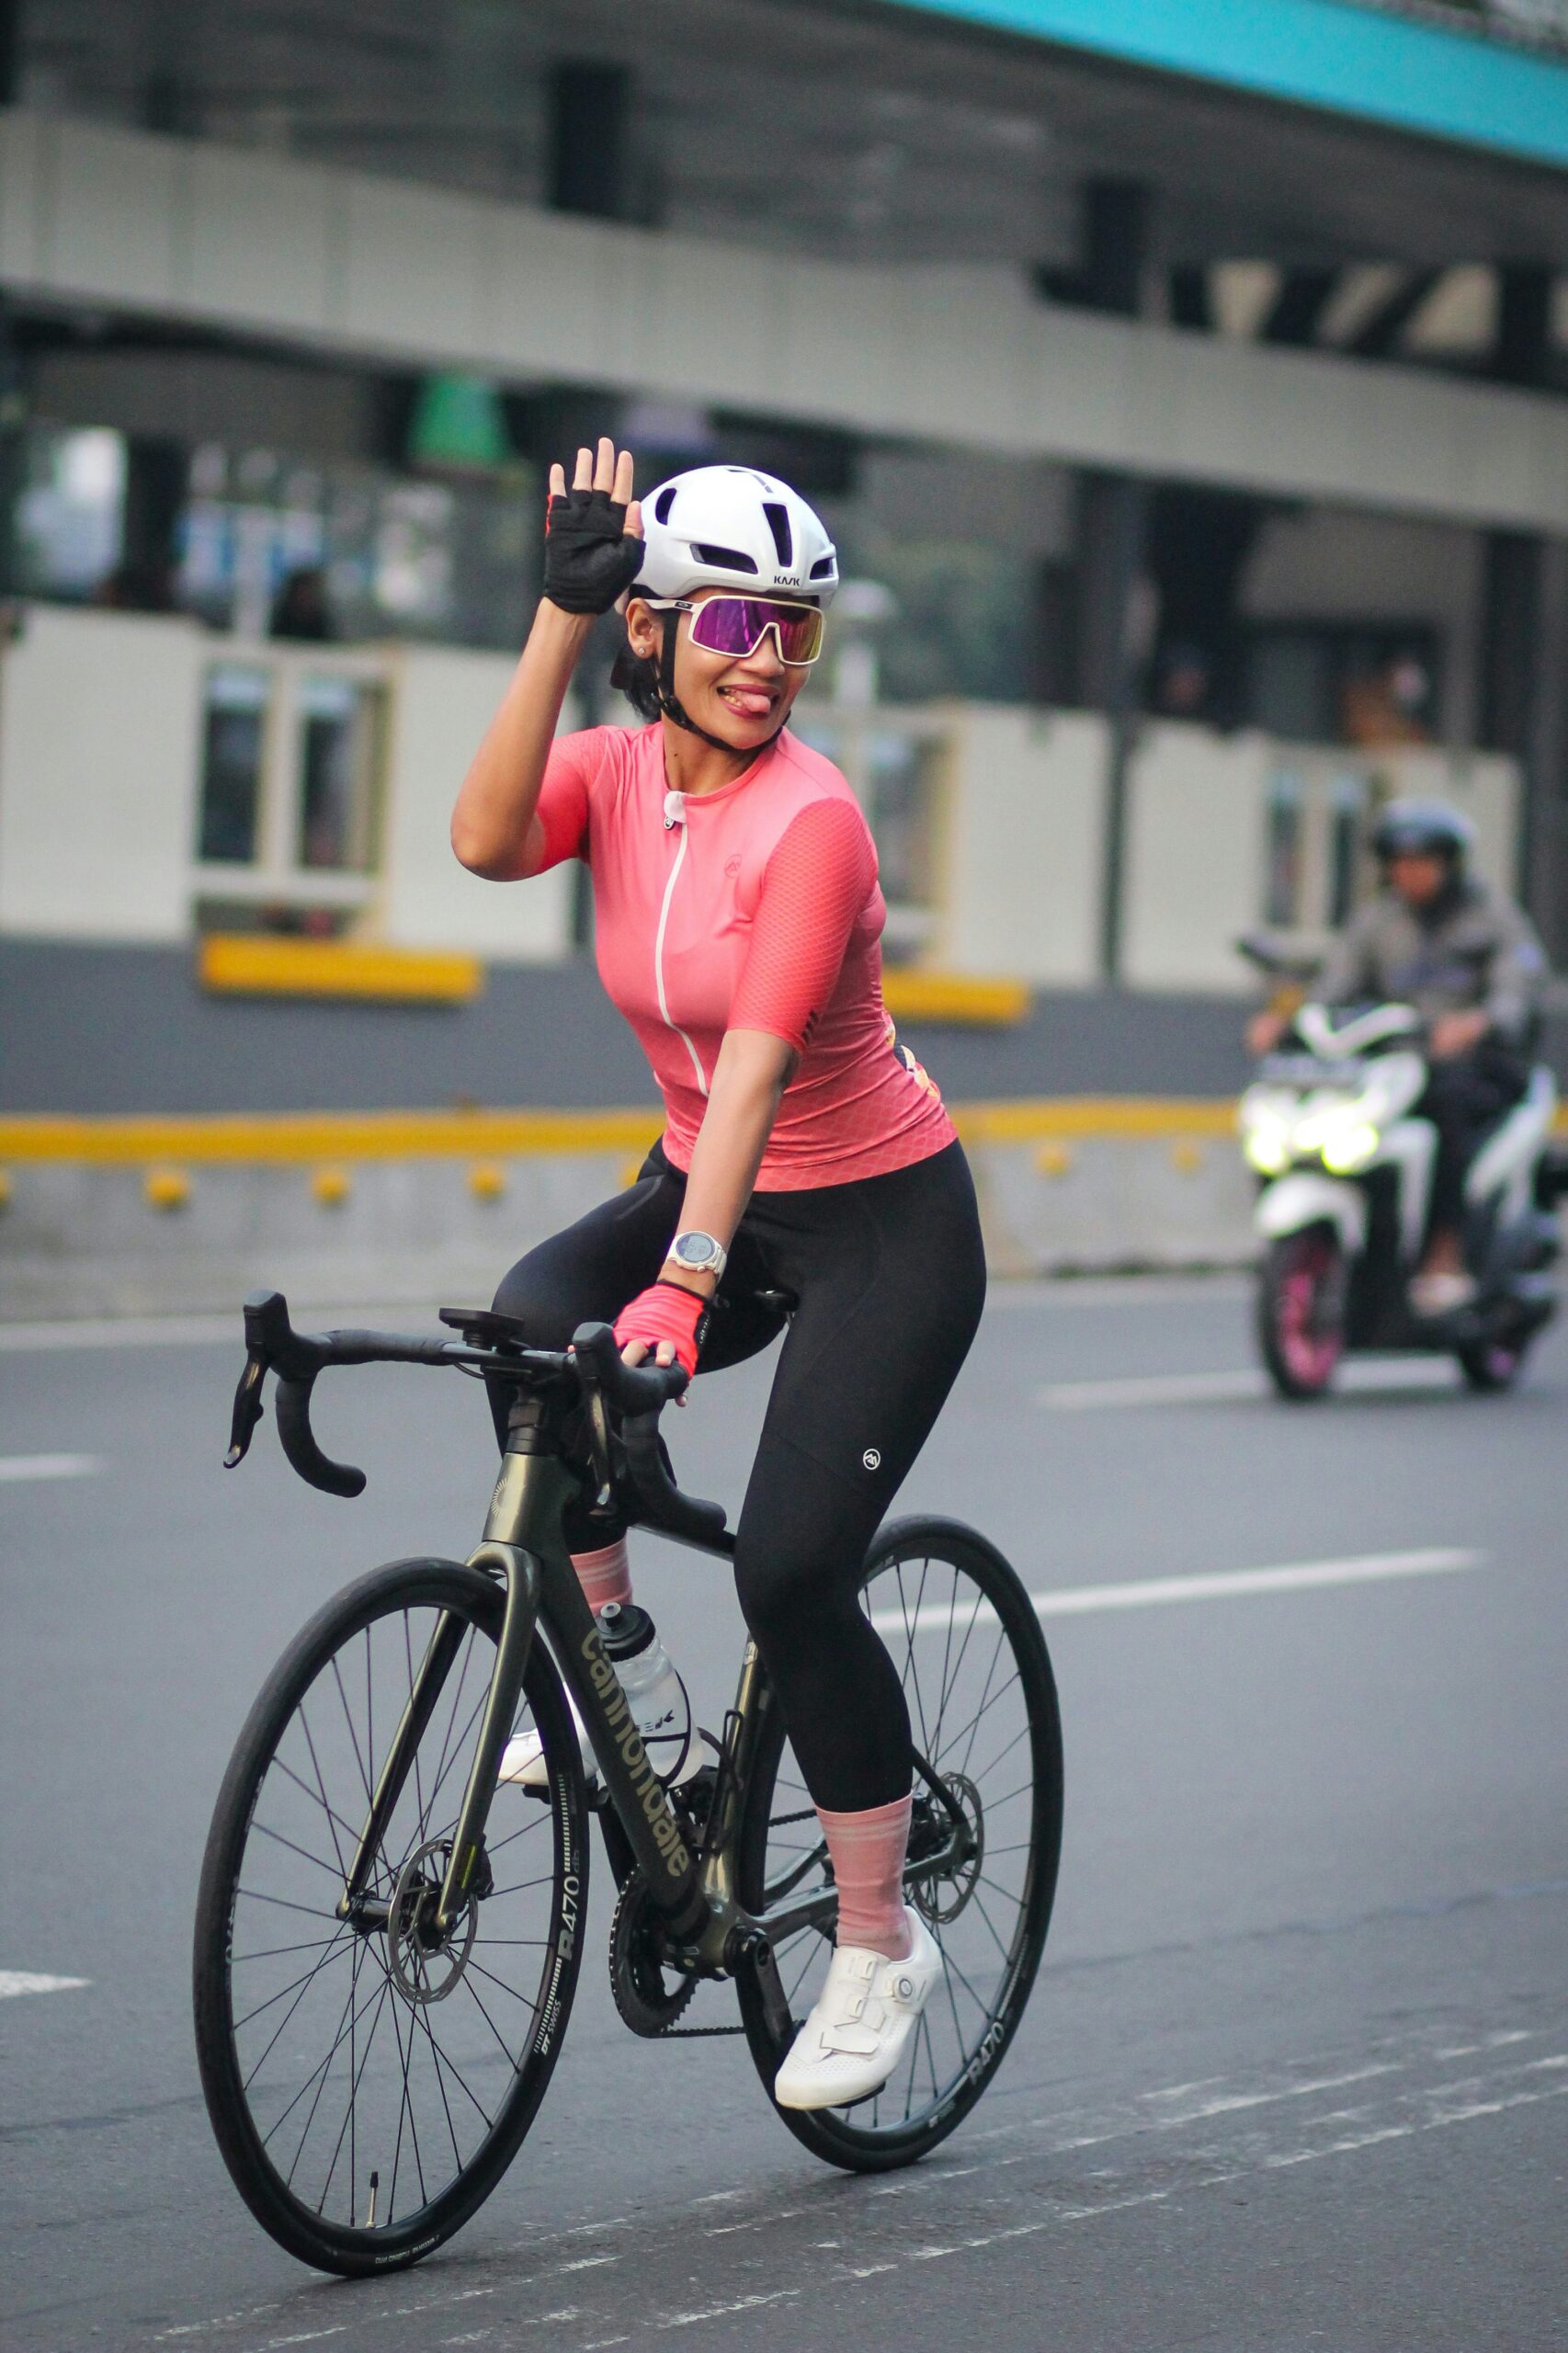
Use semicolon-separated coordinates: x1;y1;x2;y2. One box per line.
192;654;389;933
297;675;384;872
1265;768;1304;926
198;665;269;864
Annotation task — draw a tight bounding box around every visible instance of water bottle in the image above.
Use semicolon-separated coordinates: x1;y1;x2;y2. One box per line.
596;1602;699;1786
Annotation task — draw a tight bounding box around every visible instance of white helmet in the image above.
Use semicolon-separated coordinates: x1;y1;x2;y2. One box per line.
634;466;838;607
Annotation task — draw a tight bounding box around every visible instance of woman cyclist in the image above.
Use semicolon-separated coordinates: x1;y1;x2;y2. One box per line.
451;438;986;2110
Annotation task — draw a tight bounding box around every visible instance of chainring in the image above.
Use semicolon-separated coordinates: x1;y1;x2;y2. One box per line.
608;1869;699;2038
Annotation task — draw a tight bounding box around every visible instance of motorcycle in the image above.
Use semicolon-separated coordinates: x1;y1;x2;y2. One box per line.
1237;944;1564;1399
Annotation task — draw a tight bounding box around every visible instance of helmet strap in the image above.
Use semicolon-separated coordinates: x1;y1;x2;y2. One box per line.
654;612;786;758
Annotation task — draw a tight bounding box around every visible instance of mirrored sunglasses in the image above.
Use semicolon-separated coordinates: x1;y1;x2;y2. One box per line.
647;595;825;667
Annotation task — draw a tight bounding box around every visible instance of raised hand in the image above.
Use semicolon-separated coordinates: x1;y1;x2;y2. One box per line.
541;437;645;616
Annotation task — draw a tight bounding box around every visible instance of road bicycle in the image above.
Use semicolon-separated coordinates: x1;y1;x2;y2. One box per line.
193;1287;1064;2277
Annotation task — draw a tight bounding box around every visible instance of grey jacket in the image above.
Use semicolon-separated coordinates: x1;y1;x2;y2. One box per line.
1316;879;1547;1047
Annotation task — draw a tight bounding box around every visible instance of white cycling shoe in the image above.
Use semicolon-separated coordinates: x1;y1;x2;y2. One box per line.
496;1694;704;1792
774;1913;943;2111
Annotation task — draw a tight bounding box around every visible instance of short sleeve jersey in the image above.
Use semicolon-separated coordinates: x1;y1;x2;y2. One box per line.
528;723;956;1188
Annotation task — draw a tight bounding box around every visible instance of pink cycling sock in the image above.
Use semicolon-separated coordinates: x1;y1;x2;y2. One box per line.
572;1538;632;1615
817;1794;915;1960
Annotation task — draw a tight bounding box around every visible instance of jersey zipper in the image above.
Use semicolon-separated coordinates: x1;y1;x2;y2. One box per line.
655;795;710;1099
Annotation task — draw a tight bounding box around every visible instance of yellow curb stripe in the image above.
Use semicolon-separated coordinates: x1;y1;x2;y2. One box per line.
0;1109;666;1164
881;972;1030;1025
198;936;483;1004
953;1097;1241;1142
2;1097;1562;1165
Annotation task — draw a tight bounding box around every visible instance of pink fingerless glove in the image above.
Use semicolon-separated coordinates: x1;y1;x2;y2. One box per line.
612;1280;710;1381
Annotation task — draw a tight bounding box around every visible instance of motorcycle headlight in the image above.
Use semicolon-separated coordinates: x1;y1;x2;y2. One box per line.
1320;1121;1381;1174
1244;1123;1290;1176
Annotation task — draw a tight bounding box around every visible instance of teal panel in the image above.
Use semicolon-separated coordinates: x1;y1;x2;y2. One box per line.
887;0;1568;169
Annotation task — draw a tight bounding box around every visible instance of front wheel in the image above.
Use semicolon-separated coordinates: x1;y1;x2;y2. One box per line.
735;1516;1062;2172
1258;1227;1347;1399
193;1559;587;2277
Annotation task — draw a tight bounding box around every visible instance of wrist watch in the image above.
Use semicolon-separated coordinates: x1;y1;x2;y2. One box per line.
667;1229;728;1280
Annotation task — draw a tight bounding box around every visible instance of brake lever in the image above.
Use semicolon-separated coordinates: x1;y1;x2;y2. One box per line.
224;1348;267;1470
583;1381;618;1518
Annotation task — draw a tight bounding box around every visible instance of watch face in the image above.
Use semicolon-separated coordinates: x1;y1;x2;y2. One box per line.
675;1233;717;1267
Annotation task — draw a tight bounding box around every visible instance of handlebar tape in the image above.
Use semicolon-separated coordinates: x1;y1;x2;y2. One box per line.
274;1373;367;1499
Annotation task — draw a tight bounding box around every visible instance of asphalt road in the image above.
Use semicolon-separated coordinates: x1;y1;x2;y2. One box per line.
4;1277;1565;2352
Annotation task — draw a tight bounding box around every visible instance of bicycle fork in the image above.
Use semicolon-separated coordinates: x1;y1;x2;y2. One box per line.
336;1409;559;1938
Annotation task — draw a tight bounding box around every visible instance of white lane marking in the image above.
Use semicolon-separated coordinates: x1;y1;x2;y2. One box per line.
1040;1358;1460;1409
0;1452;100;1483
659;2290;800;2329
869;1548;1481;1633
0;1970;90;1998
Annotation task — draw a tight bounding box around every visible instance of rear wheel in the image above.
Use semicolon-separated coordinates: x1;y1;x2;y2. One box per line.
735;1516;1062;2172
1457;1335;1528;1392
1258;1227;1346;1399
193;1559;586;2276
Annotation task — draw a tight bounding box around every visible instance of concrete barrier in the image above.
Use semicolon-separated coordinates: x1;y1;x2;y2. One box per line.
0;1100;1262;1318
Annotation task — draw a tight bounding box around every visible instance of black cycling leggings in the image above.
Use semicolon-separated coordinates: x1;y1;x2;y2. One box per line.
490;1139;986;1812
1416;1049;1528;1235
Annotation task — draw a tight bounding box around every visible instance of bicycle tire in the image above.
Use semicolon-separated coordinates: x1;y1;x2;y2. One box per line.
1257;1230;1346;1400
193;1558;587;2276
734;1515;1062;2172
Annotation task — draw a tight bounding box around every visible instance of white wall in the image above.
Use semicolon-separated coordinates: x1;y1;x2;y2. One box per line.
937;705;1107;983
381;646;574;962
0;604;204;940
1119;722;1274;994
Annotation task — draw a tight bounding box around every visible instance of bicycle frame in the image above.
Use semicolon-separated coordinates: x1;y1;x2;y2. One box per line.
330;1386;859;2038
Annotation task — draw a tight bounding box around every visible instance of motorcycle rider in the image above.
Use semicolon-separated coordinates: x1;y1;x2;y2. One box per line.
1247;800;1547;1316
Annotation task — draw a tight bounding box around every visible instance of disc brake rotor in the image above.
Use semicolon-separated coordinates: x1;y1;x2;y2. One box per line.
911;1773;984;1927
387;1838;477;2004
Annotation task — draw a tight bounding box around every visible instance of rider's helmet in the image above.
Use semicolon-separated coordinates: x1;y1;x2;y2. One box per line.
632;465;839;607
1370;799;1473;870
617;466;838;748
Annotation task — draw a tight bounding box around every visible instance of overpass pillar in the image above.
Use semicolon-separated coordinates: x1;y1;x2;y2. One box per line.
1041;180;1155;983
1480;265;1568;961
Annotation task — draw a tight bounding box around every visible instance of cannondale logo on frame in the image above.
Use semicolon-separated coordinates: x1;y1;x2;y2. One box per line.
863;1448;881;1471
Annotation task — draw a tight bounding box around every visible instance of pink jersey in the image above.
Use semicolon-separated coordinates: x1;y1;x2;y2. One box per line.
528;722;956;1189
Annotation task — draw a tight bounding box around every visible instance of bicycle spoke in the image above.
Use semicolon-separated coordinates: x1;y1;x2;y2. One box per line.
455;1968;527;2073
482;1807;554;1861
290;1711;358;1870
386;1981;429;2222
232;1934;354;2034
261;1958;381;2143
462;1956;542;2017
329;1652;374;1809
968;1884;1016;1970
957;1640;1013;1781
249;1818;349;1883
235;1884;340;1922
